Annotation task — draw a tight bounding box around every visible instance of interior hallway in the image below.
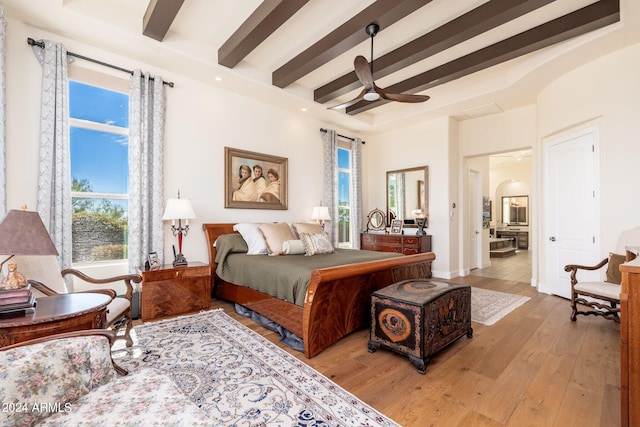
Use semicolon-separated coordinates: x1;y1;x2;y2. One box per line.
470;250;532;284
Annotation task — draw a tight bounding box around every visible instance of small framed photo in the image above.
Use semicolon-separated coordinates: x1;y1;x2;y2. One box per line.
390;219;404;234
147;252;160;269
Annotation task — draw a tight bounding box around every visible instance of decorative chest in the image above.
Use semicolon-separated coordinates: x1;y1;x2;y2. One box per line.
368;279;472;374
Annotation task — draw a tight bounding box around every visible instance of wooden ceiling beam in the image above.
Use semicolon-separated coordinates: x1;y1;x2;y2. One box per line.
143;0;185;41
272;0;432;89
346;0;620;115
218;0;310;69
315;0;554;104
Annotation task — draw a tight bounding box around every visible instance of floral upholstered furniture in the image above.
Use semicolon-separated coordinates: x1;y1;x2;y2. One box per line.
0;330;213;426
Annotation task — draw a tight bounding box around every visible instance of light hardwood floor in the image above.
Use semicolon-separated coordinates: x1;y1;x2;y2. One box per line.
137;250;621;426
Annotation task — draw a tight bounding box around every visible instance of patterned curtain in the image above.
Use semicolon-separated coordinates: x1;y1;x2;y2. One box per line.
321;129;338;246
31;40;72;273
128;70;165;272
321;130;363;248
0;7;6;217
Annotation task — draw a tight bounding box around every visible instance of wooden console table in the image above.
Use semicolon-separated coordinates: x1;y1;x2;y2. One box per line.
140;262;212;321
0;293;110;347
621;246;640;427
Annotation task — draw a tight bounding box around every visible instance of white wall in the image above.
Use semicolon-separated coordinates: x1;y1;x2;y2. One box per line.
364;116;456;277
536;42;640;291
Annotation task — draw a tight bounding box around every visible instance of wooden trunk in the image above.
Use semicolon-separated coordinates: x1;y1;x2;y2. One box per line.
368;279;472;374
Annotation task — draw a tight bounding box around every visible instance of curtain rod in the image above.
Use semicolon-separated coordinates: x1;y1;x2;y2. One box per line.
27;37;174;88
320;128;365;144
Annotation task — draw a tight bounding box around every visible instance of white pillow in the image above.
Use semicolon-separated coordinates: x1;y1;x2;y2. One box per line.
233;223;268;255
282;240;305;255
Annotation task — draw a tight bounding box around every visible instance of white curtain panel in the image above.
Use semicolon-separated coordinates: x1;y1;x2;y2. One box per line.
31;40;72;273
350;138;363;249
321;129;338;246
128;70;165;272
0;6;6;217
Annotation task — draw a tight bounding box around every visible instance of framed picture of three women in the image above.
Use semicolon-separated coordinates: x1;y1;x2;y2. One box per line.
224;146;288;210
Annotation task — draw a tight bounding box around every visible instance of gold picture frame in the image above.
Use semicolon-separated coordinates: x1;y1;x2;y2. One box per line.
224;147;288;210
390;219;404;234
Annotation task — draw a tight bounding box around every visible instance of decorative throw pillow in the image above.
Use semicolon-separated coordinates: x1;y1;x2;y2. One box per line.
300;232;335;256
233;223;268;255
292;222;324;238
606;252;626;284
259;222;296;256
282;240;306;255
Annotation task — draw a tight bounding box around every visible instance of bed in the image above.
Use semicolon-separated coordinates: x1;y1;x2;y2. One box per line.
203;223;435;358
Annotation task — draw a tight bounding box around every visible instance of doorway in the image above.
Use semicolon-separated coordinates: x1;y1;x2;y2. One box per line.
467;149;533;283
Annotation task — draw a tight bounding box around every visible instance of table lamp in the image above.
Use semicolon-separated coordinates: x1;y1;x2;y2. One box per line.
0;208;59;290
415;211;428;236
311;206;331;231
162;192;196;266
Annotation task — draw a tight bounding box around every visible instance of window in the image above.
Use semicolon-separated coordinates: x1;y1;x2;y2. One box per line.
337;145;351;248
68;74;129;264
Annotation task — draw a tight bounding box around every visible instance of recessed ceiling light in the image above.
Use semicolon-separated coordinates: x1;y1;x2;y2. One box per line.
301;108;307;112
215;76;222;82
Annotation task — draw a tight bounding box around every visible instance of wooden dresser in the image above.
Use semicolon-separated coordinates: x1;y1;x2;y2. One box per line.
361;233;432;255
620;246;640;427
495;230;528;249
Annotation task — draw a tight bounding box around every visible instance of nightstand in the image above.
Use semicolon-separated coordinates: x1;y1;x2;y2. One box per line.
139;262;211;321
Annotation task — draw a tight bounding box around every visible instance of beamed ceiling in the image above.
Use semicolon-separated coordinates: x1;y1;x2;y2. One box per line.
4;0;638;132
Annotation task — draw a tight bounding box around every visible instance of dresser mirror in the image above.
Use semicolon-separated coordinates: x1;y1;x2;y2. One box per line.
386;166;429;226
366;208;387;232
501;195;528;225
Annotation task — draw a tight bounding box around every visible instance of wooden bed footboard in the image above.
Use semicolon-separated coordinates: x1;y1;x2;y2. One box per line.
203;223;435;358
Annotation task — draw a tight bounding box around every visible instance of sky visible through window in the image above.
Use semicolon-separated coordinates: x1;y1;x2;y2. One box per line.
338;148;350;204
69;81;129;195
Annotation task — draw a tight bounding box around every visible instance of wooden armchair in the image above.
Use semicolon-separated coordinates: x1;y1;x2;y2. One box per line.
564;226;640;322
10;255;142;346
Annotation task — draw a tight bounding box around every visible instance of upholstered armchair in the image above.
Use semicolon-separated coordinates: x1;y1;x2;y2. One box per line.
564;226;640;322
9;255;142;346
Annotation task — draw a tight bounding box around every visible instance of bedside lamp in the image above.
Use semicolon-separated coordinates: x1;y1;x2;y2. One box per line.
415;211;428;236
311;206;331;231
0;208;59;290
162;192;196;267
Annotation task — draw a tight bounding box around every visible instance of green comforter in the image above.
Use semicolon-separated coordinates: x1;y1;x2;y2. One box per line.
214;233;402;306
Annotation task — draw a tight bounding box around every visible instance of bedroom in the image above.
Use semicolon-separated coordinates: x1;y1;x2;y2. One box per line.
1;0;639;425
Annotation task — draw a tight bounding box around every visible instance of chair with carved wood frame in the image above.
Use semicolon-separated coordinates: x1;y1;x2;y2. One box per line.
10;255;142;347
564;226;640;323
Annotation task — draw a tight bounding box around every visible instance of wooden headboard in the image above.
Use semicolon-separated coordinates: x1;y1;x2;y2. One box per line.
202;223;237;268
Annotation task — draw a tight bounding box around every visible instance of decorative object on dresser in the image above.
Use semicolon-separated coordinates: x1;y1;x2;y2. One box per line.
365;207;386;232
361;232;432;257
116;309;400;426
368;279;472;374
139;262;211;322
415;211;428;236
390;218;403;234
310;205;331;230
162;191;197;266
0;293;111;347
224;146;288;210
0;208;59;314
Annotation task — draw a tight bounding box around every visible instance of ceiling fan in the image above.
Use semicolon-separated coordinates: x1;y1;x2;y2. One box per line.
329;23;430;110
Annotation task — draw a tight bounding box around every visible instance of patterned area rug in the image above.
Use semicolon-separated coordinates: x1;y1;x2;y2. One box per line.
114;309;399;426
471;287;530;326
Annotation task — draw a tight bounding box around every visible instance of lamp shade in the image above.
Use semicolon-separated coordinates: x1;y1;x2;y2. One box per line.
311;206;331;221
162;198;196;220
0;210;58;256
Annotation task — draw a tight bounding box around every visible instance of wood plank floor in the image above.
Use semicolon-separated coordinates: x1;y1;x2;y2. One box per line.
138;251;621;426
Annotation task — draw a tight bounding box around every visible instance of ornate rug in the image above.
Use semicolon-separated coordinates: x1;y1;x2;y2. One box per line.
471;287;530;326
113;309;399;426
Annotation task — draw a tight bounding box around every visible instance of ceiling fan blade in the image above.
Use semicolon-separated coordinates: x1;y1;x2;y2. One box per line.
377;86;430;103
327;88;366;110
354;55;374;91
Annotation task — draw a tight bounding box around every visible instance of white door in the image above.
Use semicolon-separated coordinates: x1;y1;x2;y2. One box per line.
468;169;480;270
544;126;599;298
